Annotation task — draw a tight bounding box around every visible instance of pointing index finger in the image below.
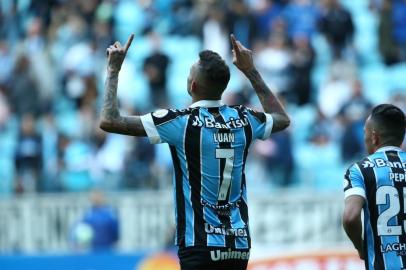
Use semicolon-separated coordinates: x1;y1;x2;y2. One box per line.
124;34;134;53
236;40;246;51
230;34;241;55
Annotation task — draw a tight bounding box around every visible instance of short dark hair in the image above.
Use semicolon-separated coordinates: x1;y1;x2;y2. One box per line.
198;50;230;94
370;104;405;145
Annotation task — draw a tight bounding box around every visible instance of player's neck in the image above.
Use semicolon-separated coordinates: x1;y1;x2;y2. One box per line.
374;142;402;152
191;96;221;103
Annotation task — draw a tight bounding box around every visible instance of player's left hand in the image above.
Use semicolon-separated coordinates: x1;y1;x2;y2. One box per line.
106;33;134;73
230;34;255;74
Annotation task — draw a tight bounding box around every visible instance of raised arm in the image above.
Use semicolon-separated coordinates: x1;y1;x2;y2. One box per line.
230;34;290;133
99;34;146;136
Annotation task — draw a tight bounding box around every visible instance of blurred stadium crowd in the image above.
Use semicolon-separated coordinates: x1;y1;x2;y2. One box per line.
0;0;405;196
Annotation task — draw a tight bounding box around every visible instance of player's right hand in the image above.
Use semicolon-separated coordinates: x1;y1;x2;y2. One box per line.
230;34;255;74
106;33;134;73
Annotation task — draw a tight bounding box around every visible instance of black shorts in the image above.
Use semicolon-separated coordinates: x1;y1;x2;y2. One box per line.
178;246;250;270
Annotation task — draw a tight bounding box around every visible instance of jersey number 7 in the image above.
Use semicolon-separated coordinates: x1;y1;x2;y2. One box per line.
216;148;234;201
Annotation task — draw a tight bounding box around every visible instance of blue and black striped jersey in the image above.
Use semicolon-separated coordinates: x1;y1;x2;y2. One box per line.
344;146;406;270
141;100;274;249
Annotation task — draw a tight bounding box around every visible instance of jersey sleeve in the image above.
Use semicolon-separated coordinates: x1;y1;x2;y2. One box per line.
245;108;274;140
343;163;366;199
140;109;186;145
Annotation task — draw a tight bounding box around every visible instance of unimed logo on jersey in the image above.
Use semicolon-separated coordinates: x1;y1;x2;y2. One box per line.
205;223;248;237
210;248;250;261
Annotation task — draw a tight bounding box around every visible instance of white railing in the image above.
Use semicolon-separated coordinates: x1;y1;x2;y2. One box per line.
0;190;348;253
248;190;348;248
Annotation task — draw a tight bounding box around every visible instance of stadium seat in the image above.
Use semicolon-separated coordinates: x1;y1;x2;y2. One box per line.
294;142;344;189
289;105;317;144
360;64;391;104
387;63;406;93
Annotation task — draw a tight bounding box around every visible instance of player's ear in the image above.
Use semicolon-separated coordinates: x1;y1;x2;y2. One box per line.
191;80;198;93
371;129;379;146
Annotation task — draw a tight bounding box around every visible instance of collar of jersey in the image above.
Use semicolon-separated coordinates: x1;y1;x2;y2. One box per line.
190;100;223;108
376;146;403;152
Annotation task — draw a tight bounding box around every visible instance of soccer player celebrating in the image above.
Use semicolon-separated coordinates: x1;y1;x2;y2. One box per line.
100;33;290;270
343;104;406;269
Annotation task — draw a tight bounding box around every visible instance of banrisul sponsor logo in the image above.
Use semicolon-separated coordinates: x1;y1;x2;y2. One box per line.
191;114;249;129
203;116;249;129
363;158;406;170
210;248;250;261
191;115;203;127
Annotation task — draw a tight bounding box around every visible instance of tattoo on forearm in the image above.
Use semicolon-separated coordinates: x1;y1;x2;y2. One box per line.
245;69;271;112
244;68;290;132
245;69;284;115
100;71;146;136
101;72;120;121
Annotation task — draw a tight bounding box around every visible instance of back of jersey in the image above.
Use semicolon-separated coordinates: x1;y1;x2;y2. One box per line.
140;102;274;249
345;147;406;270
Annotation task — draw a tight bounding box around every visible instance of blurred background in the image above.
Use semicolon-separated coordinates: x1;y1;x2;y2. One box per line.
0;0;405;269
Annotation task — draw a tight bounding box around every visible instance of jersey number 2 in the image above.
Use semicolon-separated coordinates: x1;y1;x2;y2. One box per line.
376;186;405;236
216;148;234;201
